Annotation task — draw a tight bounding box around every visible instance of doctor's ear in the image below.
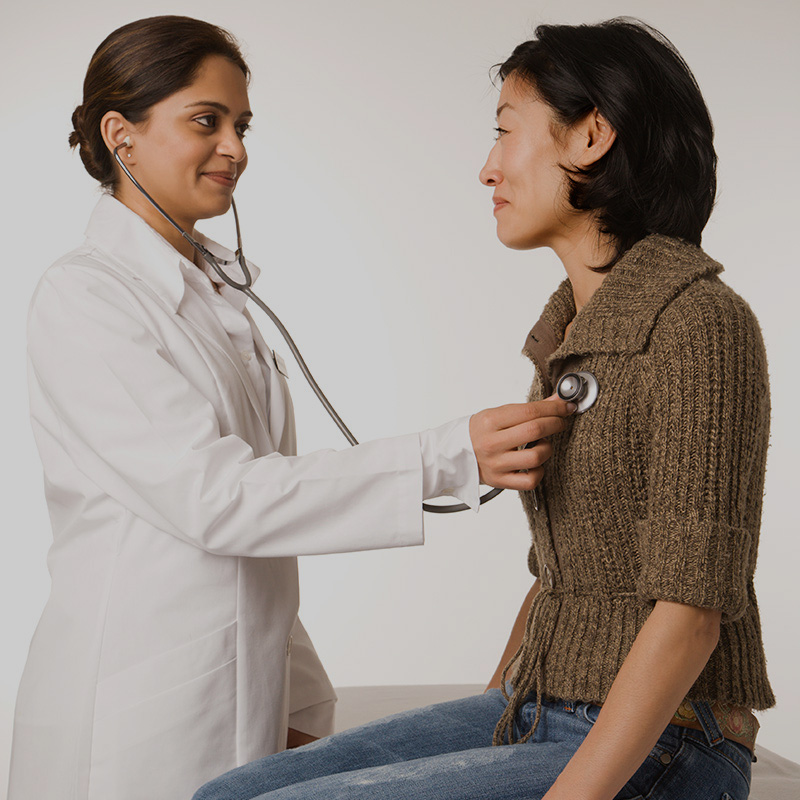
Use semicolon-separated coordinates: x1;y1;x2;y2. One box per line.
569;109;617;169
100;112;136;162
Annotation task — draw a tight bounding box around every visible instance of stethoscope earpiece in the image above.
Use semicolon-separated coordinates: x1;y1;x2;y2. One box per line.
556;371;599;413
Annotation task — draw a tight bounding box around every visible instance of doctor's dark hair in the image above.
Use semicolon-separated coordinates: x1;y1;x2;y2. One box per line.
69;16;250;191
495;18;717;271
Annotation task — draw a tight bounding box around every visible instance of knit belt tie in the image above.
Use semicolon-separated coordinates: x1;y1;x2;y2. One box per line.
493;592;561;746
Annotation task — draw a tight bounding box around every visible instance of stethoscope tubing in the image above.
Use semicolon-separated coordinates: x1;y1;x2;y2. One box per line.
113;143;501;513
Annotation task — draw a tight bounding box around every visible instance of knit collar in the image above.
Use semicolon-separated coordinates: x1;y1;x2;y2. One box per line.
522;235;724;382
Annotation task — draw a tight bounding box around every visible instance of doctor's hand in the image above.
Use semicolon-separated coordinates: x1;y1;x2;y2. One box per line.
469;394;576;491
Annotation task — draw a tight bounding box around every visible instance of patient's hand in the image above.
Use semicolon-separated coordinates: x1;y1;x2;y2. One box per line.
469;394;575;491
286;727;318;749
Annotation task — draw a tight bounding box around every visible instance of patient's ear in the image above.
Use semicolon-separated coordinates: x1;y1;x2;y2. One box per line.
568;109;617;168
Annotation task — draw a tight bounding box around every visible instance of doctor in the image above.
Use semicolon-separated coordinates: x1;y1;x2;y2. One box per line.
8;15;573;800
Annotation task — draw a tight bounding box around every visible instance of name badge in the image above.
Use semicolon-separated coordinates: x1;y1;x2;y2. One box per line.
273;350;289;378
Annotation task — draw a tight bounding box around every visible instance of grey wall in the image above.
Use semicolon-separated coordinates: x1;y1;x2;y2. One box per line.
2;1;798;792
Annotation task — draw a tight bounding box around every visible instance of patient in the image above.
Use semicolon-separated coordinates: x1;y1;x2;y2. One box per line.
194;18;773;800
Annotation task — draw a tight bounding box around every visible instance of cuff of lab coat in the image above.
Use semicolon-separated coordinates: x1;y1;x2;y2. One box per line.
419;415;481;512
288;698;336;739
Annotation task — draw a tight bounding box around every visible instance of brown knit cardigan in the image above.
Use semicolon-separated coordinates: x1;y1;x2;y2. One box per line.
495;234;775;745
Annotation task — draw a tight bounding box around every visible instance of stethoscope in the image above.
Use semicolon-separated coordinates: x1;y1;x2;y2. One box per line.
113;139;599;512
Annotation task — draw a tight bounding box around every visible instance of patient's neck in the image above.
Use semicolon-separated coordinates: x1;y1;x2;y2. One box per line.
552;226;616;314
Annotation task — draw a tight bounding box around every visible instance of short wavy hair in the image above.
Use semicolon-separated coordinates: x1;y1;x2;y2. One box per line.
496;18;717;271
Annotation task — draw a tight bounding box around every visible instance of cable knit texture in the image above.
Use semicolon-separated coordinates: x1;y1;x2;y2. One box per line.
494;234;774;745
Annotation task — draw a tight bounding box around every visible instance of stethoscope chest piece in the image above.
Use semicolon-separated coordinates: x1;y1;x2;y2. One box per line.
556;371;599;413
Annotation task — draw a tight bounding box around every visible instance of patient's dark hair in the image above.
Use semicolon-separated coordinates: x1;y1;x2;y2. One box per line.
69;15;250;192
496;18;717;270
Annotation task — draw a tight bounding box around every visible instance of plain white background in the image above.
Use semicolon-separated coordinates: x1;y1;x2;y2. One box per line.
1;0;798;793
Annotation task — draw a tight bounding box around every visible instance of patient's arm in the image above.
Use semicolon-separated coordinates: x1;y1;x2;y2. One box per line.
485;579;541;692
543;600;721;800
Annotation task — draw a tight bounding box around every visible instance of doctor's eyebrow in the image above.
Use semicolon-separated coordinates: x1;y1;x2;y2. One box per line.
185;100;253;119
496;102;514;119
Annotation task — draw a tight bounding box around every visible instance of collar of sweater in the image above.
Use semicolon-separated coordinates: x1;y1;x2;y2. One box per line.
522;234;724;376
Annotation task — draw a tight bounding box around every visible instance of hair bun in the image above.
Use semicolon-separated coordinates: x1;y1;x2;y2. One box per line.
69;103;105;182
69;104;87;148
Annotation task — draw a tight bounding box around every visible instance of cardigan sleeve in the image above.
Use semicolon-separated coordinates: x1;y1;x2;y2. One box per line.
636;280;771;623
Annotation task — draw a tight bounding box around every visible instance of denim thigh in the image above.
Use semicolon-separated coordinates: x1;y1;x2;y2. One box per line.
195;692;753;800
193;690;509;800
195;693;594;800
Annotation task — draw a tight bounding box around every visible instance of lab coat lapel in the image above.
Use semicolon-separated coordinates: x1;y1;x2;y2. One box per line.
245;310;292;454
178;304;275;452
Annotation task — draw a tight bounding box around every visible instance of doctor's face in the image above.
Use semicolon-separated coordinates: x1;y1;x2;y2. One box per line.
479;78;580;251
120;55;251;231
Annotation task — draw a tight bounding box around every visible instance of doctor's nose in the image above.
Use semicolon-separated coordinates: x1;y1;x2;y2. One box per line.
218;127;247;164
479;146;502;186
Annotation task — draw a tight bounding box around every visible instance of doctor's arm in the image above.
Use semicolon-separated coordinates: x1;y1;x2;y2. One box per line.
27;266;571;559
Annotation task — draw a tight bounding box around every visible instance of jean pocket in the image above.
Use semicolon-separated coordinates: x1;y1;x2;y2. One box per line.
614;736;683;800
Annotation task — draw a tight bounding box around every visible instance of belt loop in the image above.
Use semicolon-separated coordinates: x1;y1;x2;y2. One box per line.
690;701;724;748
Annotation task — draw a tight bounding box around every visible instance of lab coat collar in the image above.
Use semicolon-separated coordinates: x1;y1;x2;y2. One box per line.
522;234;724;375
191;228;261;313
84;194;260;314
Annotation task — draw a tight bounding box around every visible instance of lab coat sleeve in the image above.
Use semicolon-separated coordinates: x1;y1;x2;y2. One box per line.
287;617;337;738
419;416;481;511
636;285;770;623
27;264;432;557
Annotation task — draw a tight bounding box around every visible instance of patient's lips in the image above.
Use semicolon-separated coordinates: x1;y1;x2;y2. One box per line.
493;195;509;212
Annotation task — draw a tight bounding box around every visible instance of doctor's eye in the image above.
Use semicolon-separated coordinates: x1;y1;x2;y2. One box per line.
195;114;218;130
236;122;251;139
493;127;509;141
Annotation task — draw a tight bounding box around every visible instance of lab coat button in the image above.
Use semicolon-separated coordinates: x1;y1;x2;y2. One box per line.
240;351;253;363
286;635;293;656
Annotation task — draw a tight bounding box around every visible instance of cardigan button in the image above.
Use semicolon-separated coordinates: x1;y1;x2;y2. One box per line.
543;564;555;590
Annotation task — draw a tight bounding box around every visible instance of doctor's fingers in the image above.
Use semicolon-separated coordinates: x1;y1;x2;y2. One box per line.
479;440;552;487
492;465;546;492
504;438;554;472
490;415;569;454
476;440;553;490
475;399;575;433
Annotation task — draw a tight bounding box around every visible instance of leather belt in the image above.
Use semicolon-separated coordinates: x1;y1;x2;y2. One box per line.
670;700;758;754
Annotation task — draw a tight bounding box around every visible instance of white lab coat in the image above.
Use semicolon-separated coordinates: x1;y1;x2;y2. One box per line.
9;195;477;800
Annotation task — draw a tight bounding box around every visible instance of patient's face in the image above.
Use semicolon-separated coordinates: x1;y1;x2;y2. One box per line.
479;77;580;251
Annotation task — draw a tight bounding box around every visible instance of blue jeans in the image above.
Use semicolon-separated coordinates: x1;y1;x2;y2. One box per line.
193;690;753;800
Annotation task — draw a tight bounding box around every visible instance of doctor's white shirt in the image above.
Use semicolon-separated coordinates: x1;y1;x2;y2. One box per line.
9;194;479;800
